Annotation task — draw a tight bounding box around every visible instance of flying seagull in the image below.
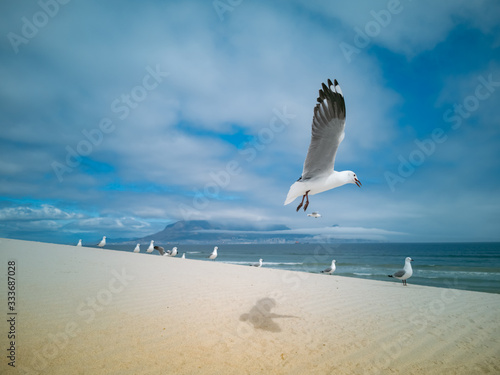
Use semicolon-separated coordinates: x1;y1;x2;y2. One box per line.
154;245;165;256
146;240;155;253
133;244;140;253
321;259;336;274
251;258;263;267
307;212;321;218
284;79;361;211
388;257;414;286
208;246;218;260
97;236;106;248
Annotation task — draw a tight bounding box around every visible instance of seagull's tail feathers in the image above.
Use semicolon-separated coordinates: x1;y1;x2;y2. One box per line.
284;181;304;205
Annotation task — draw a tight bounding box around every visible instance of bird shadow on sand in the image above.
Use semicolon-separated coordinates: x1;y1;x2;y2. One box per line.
239;298;299;332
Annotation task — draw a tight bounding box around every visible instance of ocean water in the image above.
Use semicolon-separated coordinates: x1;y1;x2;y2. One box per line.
105;242;500;294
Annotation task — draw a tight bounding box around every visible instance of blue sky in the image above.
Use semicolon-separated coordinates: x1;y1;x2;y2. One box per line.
1;0;499;244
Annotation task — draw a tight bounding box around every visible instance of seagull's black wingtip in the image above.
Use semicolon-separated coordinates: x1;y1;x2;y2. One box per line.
327;78;333;87
334;79;339;86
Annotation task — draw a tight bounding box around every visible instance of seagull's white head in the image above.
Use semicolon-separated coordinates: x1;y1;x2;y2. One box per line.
347;171;362;187
405;257;413;263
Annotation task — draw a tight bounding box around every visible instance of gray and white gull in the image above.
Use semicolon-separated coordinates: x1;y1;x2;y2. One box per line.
388;257;414;286
321;259;336;274
97;236;106;248
285;79;361;211
146;240;155;253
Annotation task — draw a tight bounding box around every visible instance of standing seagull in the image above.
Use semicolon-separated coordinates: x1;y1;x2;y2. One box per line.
146;240;155;253
208;246;218;260
388;257;414;286
321;259;336;274
76;239;82;247
133;244;140;253
166;247;178;257
97;236;106;248
251;258;263;267
285;79;361;211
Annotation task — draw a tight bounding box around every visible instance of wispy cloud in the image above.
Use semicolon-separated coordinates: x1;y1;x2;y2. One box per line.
0;204;84;221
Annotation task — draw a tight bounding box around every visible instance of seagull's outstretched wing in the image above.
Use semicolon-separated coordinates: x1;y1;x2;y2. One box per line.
301;79;346;180
154;245;165;256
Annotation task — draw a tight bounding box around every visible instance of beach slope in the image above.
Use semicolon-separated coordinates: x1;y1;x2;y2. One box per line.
0;238;499;374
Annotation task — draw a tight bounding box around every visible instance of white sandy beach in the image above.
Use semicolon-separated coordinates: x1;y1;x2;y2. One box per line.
1;238;499;374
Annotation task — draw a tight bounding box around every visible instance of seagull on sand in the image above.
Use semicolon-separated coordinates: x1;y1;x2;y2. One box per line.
97;236;106;248
388;257;414;286
133;244;140;253
208;246;218;260
76;239;82;247
146;240;155;253
181;253;185;259
251;259;263;267
166;247;178;257
321;259;336;274
284;79;361;212
307;212;321;218
154;245;165;256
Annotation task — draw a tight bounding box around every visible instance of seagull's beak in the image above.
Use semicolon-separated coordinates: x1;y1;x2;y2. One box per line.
354;178;362;187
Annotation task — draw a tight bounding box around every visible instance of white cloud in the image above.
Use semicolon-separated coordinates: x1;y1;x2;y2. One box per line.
0;204;84;221
300;0;500;57
64;216;155;234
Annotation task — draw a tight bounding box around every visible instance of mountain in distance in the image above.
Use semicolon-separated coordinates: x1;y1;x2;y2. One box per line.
116;220;376;245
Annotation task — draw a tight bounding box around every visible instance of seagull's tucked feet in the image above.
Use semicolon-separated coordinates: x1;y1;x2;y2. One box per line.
296;195;305;211
303;191;310;211
296;191;310;212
